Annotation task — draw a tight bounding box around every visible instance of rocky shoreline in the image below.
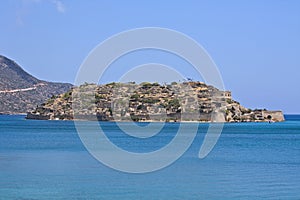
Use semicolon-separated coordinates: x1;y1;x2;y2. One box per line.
26;81;285;123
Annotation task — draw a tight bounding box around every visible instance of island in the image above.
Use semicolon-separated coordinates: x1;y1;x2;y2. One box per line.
26;81;284;122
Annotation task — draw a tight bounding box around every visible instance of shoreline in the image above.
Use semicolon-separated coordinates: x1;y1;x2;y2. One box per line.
23;117;284;123
0;113;27;115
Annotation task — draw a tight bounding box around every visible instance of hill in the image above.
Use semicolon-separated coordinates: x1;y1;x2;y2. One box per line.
26;82;284;122
0;55;73;114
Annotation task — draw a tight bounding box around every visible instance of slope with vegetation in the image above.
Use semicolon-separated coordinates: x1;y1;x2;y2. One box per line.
0;55;72;114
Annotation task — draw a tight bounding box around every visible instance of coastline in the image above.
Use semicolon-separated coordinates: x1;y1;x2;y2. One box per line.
0;112;27;115
24;115;285;123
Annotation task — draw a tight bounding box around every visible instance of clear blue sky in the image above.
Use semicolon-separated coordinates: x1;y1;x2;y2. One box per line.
0;0;299;113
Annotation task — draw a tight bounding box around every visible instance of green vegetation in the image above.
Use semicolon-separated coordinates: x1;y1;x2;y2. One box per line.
141;82;152;88
142;98;160;104
62;91;72;100
131;93;140;99
167;99;180;108
226;99;233;104
105;82;116;87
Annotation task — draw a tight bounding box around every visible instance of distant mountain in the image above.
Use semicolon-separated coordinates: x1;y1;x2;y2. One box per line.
0;55;73;114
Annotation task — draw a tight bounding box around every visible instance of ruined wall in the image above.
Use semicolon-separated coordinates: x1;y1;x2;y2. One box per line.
262;111;285;122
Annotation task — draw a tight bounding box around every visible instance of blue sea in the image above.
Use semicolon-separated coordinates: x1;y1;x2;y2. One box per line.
0;115;299;200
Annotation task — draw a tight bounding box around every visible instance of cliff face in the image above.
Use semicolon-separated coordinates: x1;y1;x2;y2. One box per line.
0;55;73;114
26;82;285;122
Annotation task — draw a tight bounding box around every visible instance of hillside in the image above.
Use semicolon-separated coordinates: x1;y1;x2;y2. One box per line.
0;55;73;114
27;82;284;122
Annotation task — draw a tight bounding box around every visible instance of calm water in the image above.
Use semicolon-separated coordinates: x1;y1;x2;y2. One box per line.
0;115;299;200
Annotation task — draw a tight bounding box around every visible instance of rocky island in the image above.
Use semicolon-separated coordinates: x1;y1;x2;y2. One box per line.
26;81;284;122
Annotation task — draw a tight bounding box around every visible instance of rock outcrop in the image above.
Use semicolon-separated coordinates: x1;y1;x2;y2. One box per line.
26;82;284;122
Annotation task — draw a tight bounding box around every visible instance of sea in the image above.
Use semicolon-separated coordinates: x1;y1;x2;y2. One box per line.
0;115;299;200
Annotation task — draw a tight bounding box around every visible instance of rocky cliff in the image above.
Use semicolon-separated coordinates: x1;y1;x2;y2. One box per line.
26;81;284;122
0;55;73;114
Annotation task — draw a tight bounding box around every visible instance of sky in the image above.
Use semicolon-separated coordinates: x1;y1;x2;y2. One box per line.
0;0;300;113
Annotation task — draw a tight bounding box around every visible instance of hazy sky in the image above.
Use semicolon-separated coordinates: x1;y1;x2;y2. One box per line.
0;0;299;113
